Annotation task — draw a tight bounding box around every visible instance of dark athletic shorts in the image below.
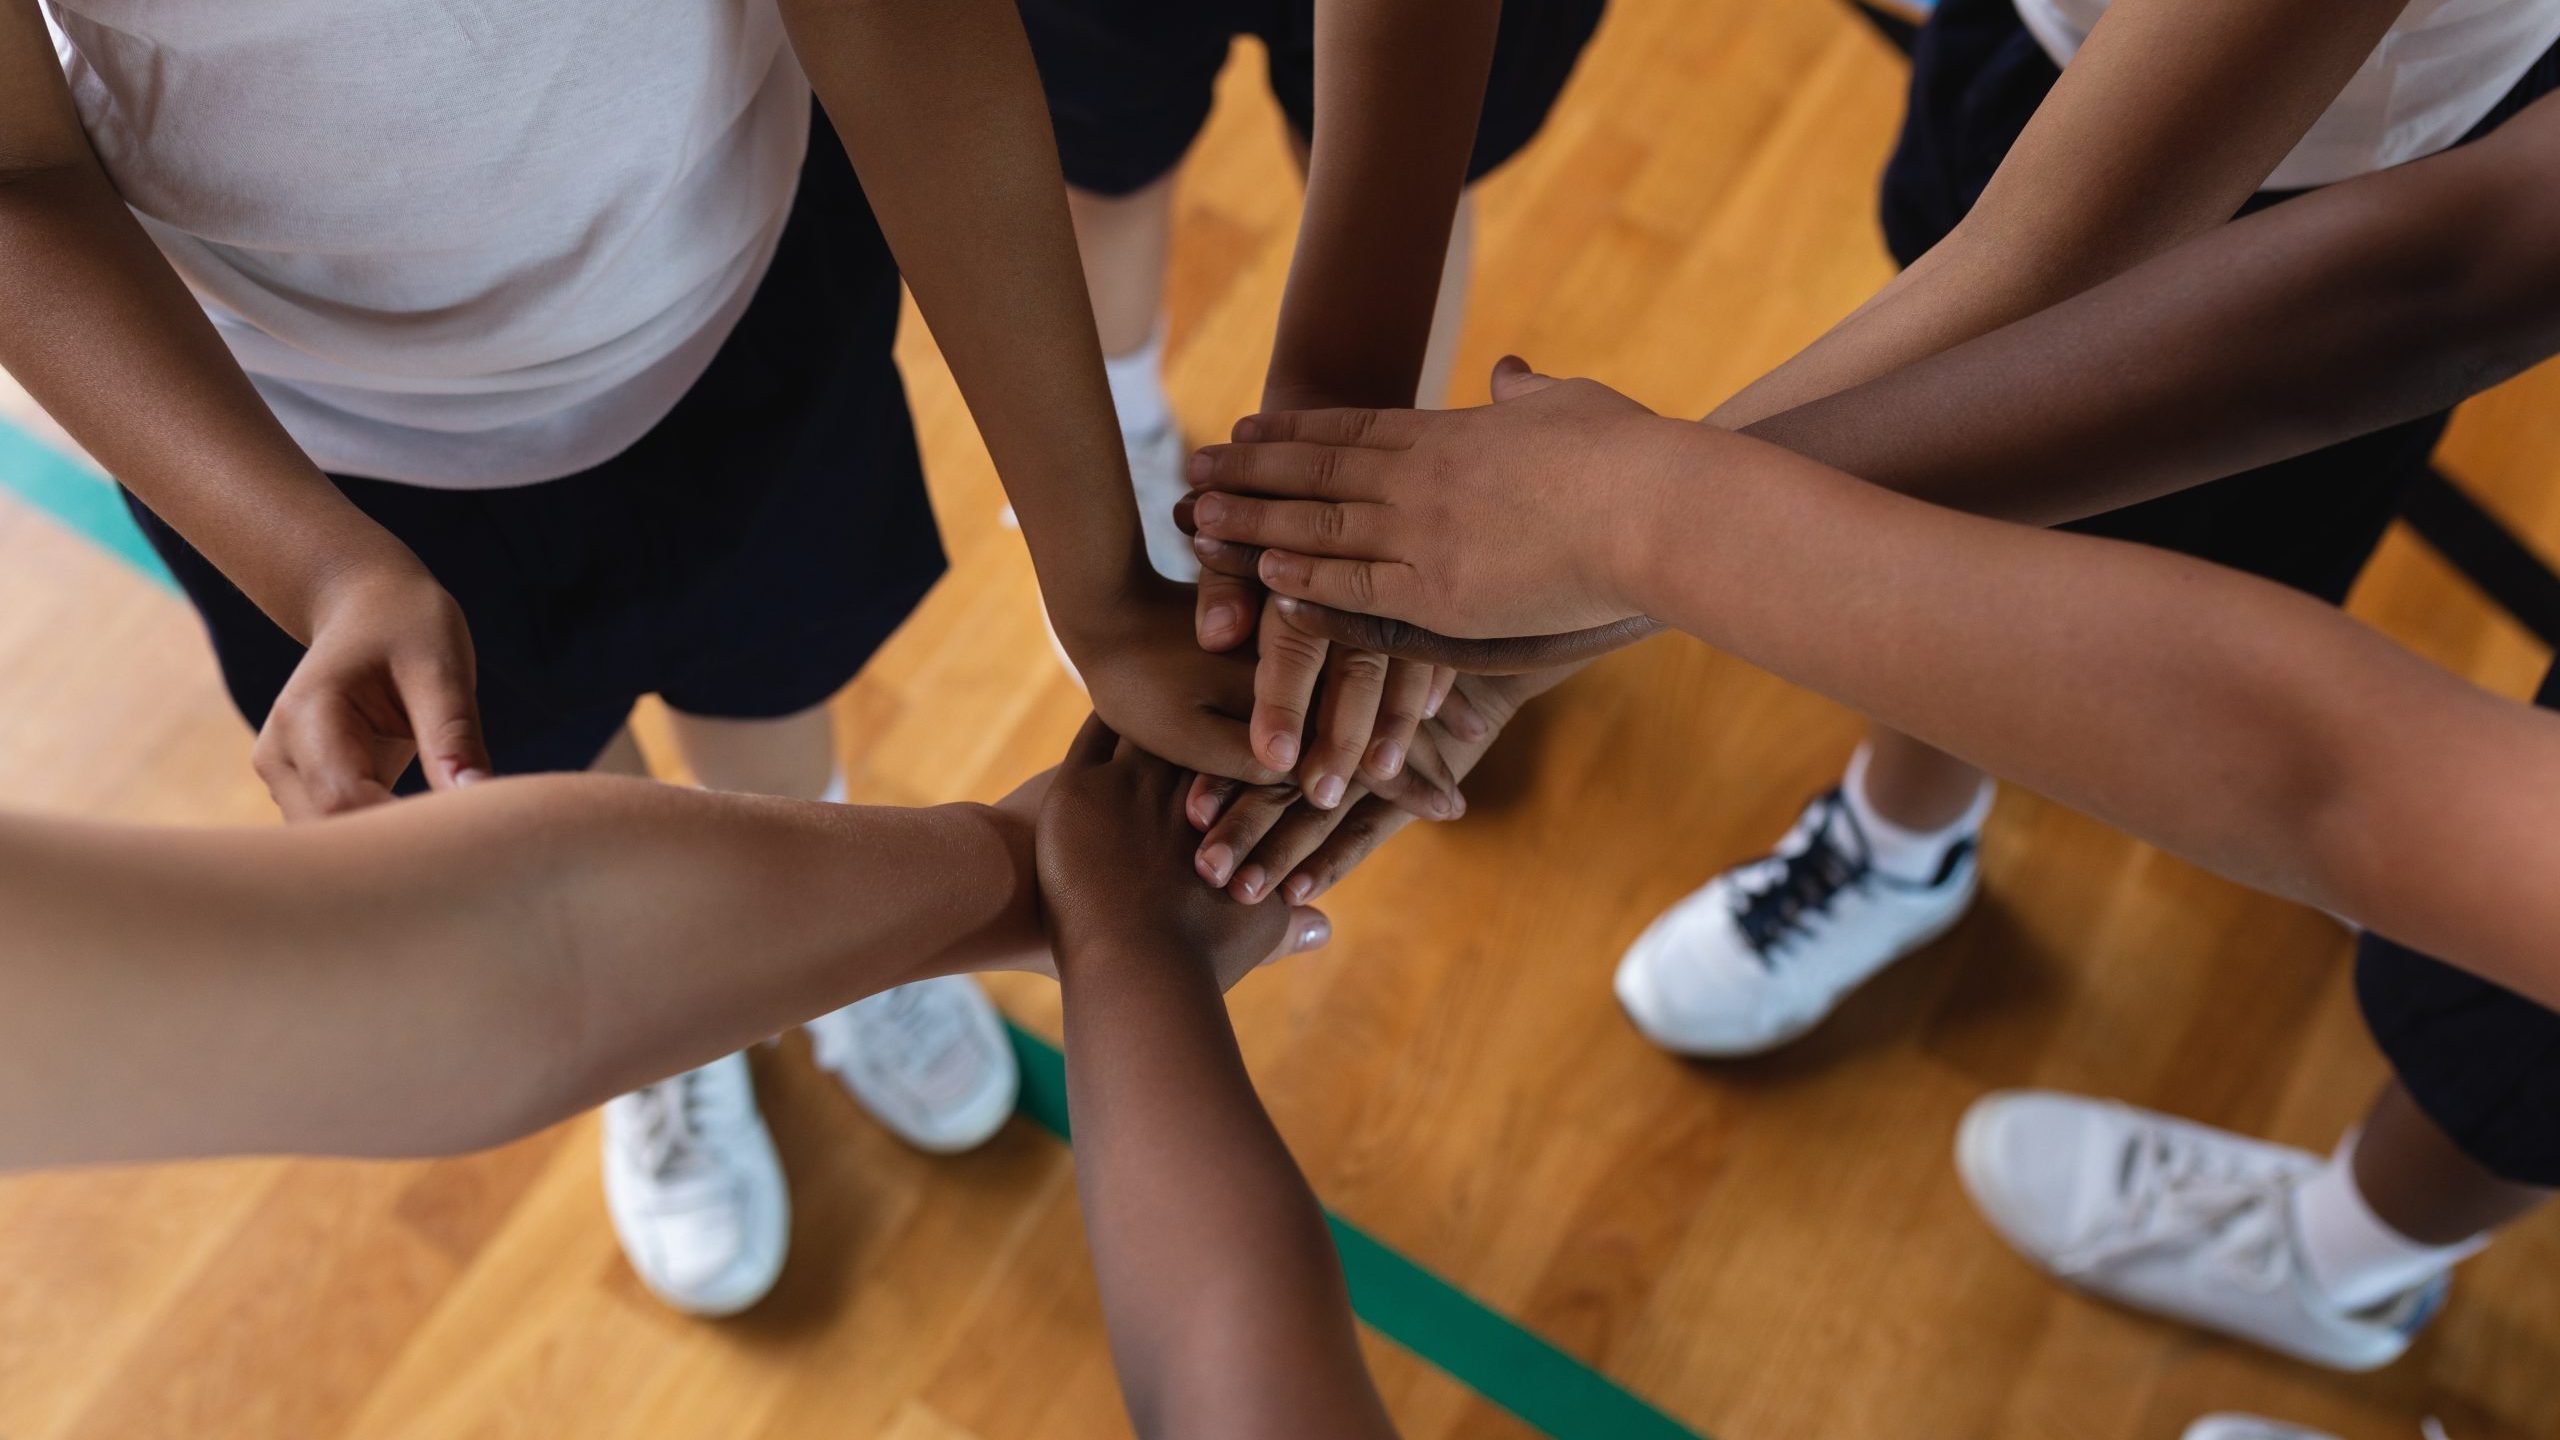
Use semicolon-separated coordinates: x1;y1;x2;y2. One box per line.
1881;0;2560;1183
128;112;945;788
1018;0;1609;197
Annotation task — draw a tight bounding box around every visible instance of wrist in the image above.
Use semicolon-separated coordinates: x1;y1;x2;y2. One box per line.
297;542;443;639
1592;414;1707;620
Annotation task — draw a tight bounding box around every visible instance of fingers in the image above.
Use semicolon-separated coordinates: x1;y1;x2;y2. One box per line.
1489;354;1566;402
256;696;401;821
1063;711;1120;769
1361;657;1432;787
1275;797;1412;906
1268;905;1332;961
1299;644;1389;810
1190;492;1392;560
1195;567;1260;652
1256;550;1423;620
1193;780;1301;897
1272;599;1664;673
1188;438;1389;504
1362;730;1465;821
1187;771;1242;830
1229;406;1423;450
1426;665;1456;717
1250;597;1327;774
390;649;492;790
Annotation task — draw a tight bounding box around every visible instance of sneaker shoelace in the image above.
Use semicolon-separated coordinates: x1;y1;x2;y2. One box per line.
817;987;982;1111
1730;789;1874;962
627;1070;735;1190
2055;1120;2303;1291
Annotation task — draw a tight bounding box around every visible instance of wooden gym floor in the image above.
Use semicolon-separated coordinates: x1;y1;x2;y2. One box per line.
2;1;2556;1436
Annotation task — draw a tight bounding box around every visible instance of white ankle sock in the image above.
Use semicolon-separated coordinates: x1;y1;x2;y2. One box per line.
818;772;847;806
1840;743;1993;883
2292;1128;2486;1311
1103;322;1172;440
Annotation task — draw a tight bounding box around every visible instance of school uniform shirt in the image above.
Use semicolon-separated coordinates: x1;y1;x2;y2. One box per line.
42;0;812;488
2008;0;2560;189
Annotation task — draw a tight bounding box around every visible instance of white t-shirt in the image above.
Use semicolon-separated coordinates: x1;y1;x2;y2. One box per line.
45;0;813;489
2010;0;2560;190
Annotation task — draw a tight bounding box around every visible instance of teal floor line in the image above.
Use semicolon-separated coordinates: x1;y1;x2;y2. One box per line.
0;410;1705;1440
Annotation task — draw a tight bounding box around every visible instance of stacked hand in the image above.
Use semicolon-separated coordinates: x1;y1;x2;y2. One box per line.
1036;715;1333;989
1182;357;1688;663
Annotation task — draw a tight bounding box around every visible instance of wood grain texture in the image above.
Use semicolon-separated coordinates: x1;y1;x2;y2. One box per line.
2;4;2555;1437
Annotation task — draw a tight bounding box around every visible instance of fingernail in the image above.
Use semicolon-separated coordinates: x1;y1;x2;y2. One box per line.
1367;739;1404;778
1234;417;1263;443
1193;493;1226;526
1187;452;1214;484
1311;774;1345;809
453;767;490;788
1205;601;1244;640
1199;843;1235;886
1451;709;1487;742
1193;533;1221;558
1266;732;1299;770
1274;595;1304;618
1438;790;1465;820
1424;690;1445;719
1284;874;1314;905
1236;864;1268;901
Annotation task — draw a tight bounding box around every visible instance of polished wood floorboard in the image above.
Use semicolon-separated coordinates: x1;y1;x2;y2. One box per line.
2;3;2556;1436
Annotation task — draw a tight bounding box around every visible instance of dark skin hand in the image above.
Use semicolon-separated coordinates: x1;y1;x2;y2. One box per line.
1037;716;1393;1440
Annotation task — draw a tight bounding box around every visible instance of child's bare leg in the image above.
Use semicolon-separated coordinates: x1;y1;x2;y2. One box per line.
1067;174;1177;358
2346;1080;2550;1246
1859;721;1998;831
665;704;838;801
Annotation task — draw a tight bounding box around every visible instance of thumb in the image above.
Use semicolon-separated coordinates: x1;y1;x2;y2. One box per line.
1490;354;1564;403
1267;906;1332;963
394;653;493;790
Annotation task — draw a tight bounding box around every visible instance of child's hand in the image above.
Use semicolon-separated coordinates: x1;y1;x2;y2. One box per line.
256;564;493;819
1061;576;1286;789
1037;716;1330;992
1186;357;1690;641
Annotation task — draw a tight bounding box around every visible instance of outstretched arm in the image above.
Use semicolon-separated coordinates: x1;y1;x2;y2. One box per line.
0;776;1043;1169
1037;720;1389;1440
778;0;1277;787
1187;390;2560;1010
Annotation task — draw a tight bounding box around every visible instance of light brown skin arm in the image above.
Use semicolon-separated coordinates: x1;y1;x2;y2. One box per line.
1711;0;2410;426
0;775;1045;1170
778;0;1277;787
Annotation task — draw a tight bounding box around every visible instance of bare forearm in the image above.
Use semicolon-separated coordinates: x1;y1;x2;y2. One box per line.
1265;0;1499;408
783;0;1144;615
1743;106;2560;525
1710;0;2404;427
1622;426;2560;1005
1061;951;1392;1440
0;164;421;638
0;778;1038;1169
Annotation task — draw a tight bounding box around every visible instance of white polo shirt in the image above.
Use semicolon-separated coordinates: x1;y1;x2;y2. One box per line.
2010;0;2560;189
45;0;813;488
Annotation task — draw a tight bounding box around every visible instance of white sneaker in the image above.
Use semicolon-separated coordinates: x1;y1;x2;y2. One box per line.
601;1052;789;1316
1126;421;1199;583
1614;787;1978;1056
806;977;1019;1154
1957;1091;2448;1371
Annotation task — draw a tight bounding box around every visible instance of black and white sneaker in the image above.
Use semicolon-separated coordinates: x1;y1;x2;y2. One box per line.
1614;786;1978;1055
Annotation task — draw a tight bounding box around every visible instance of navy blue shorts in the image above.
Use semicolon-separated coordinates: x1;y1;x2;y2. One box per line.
1880;0;2560;1182
128;113;946;787
1019;0;1609;198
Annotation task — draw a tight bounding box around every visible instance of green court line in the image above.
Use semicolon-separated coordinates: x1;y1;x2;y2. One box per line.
0;419;175;590
0;410;1705;1440
1008;1023;1702;1440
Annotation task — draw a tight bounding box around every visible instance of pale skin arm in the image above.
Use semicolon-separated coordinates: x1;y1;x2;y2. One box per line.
1710;0;2409;427
0;775;1042;1170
